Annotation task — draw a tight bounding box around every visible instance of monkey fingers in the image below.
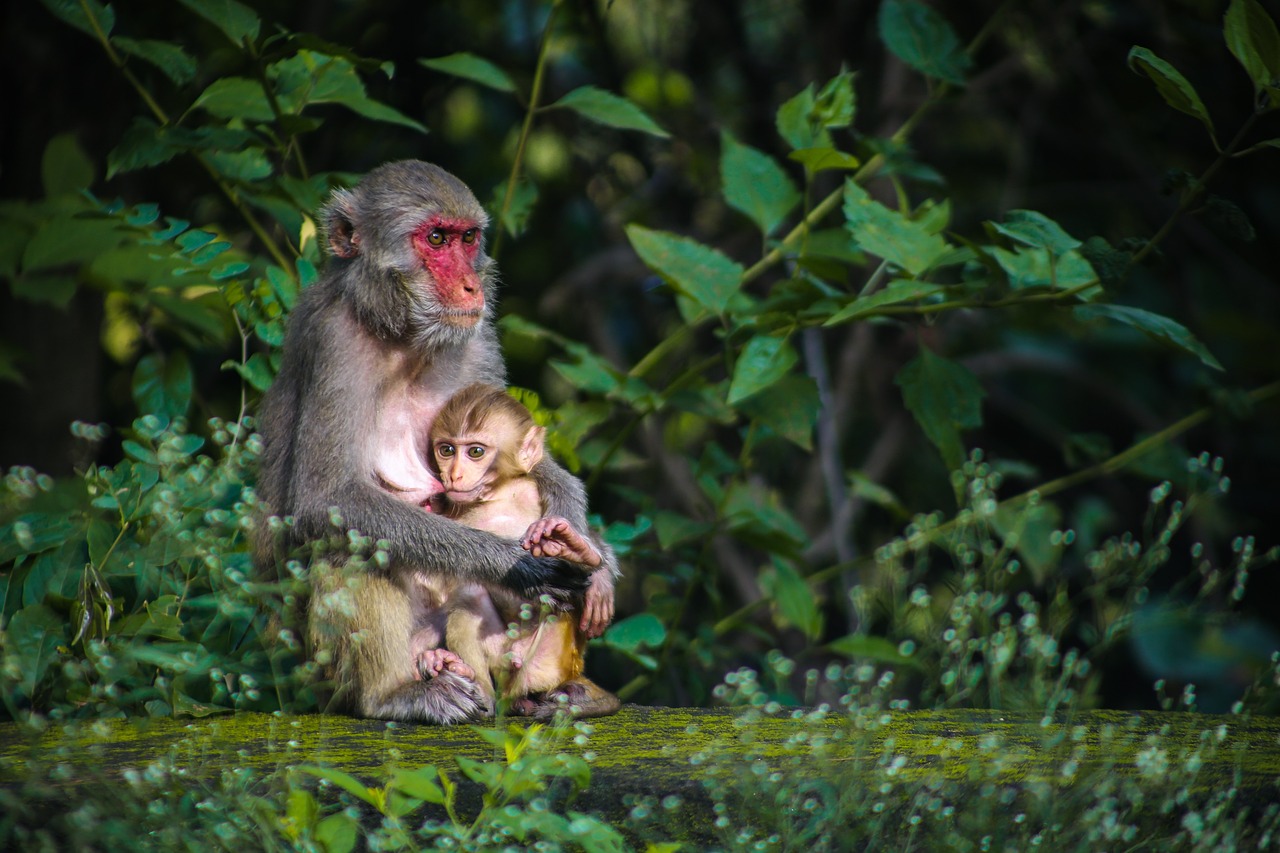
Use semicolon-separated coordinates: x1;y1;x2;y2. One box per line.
416;648;476;681
521;516;602;568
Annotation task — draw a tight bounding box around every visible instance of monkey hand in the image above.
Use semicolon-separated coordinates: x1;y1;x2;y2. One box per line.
415;647;477;681
520;516;602;568
580;569;615;639
504;551;591;609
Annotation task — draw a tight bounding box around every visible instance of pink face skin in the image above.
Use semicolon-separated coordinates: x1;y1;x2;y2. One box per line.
411;216;484;324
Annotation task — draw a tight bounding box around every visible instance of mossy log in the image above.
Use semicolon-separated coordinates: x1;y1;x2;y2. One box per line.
2;706;1279;843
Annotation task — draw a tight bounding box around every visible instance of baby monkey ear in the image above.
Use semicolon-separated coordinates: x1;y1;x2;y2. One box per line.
517;425;546;473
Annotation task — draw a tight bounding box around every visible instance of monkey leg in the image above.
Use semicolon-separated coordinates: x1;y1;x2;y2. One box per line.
444;582;511;714
316;571;486;723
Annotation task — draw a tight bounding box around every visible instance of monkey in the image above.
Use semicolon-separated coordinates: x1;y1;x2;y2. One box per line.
254;160;617;724
415;383;620;720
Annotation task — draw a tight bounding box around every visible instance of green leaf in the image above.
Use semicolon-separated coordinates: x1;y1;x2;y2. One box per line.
720;132;801;236
727;334;798;405
315;813;358;853
419;53;517;93
388;767;447;805
270;52;428;133
294;766;380;809
490;179;539;238
205;149;273;183
843;182;951;276
993;502;1064;586
224;352;275;392
776;84;823;150
41;134;95;198
827;634;923;671
1074;303;1223;371
114;38;198;86
652;511;715;549
1225;0;1280;108
736;375;821;450
896;346;985;471
991;246;1098;291
40;0;114;38
133;351;193;419
602;613;667;652
989;210;1081;253
551;86;670;138
878;0;970;86
766;561;823;639
7;604;66;701
788;147;861;174
824;279;944;326
1127;47;1217;137
193;77;274;122
625;225;743;316
176;0;261;46
23;216;123;273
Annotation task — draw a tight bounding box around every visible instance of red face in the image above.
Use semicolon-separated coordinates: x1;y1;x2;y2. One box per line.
410;216;484;326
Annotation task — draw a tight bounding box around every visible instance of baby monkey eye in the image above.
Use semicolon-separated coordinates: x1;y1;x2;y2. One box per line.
466;446;486;460
426;229;446;247
461;228;478;244
437;443;456;458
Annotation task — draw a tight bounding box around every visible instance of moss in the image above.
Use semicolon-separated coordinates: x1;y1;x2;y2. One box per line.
2;706;1278;846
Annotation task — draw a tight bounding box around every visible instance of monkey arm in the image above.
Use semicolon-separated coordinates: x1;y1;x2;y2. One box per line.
530;456;620;582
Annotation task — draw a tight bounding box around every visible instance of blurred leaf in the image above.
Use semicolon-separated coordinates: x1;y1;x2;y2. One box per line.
993;502;1064;586
1224;0;1280;108
776;84;824;150
388;766;447;805
720;131;801;236
271;52;427;132
41;134;95;197
991;246;1098;291
878;0;970;86
205;149;273;183
847;471;908;517
315;813;358;853
765;560;823;639
896;346;985;472
1127;47;1217;137
39;0;114;38
603;613;667;652
133;351;193;420
491;179;539;238
727;334;797;405
551;86;670;138
114;38;198;86
736;374;821;450
653;511;714;549
295;766;381;809
1074;303;1223;370
625;225;743;316
844;181;951;276
419;52;517;93
6;604;66;701
828;634;924;671
23;216;123;273
788;147;861;174
224;352;275;392
176;0;261;46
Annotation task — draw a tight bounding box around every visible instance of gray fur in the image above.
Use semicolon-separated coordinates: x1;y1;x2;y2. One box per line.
257;161;615;723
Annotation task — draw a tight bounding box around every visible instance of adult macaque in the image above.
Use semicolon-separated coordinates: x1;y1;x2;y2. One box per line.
255;160;616;723
420;383;619;720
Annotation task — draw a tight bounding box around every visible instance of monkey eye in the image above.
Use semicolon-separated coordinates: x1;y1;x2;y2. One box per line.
461;228;477;245
426;228;446;247
466;446;486;460
437;442;456;458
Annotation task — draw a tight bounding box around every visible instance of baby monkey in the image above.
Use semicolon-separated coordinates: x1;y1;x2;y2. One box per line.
421;383;620;719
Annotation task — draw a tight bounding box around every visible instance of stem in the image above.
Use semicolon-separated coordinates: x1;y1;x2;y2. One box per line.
491;0;563;261
1130;112;1260;267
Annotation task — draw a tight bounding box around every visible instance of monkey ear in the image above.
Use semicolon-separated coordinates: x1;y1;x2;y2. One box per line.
517;425;546;472
325;188;362;259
